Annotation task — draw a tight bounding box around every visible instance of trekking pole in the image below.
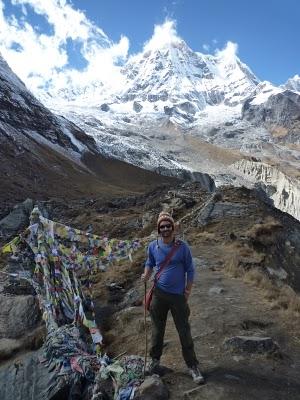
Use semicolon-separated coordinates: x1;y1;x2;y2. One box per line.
143;281;148;378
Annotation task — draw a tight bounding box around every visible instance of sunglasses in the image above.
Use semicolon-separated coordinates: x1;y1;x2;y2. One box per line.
159;223;172;230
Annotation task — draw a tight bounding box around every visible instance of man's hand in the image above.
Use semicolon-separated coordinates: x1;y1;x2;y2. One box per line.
141;267;151;282
184;282;193;300
184;288;191;300
141;272;148;282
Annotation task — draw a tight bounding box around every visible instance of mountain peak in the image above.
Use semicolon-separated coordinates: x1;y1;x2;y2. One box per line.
283;74;300;92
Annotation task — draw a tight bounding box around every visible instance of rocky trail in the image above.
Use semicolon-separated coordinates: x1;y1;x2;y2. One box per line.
108;242;300;399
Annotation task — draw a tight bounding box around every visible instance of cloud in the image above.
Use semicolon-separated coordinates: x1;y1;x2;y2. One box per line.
0;3;241;102
0;0;129;97
143;19;181;52
215;41;238;60
214;41;239;79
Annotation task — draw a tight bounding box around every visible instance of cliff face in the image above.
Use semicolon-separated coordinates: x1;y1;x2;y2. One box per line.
231;160;300;221
242;90;300;144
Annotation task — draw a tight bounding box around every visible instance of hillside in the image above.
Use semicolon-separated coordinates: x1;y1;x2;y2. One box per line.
0;53;177;219
0;130;177;218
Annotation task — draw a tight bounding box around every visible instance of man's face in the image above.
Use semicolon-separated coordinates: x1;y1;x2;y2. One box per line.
159;222;174;238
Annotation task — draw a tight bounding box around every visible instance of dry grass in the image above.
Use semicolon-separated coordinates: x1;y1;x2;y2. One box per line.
224;255;244;278
223;239;300;316
92;247;145;301
228;262;300;316
244;269;278;299
224;242;265;273
276;286;300;313
270;126;289;138
195;231;216;241
246;217;282;246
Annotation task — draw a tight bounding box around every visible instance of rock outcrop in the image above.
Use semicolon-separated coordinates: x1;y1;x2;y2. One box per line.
231;160;300;221
242;90;300;143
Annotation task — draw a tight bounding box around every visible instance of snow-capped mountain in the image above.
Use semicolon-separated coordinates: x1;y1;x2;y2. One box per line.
45;39;260;128
243;89;300;140
118;40;259;114
33;36;298;219
43;39;265;175
0;52;182;213
283;75;300;93
1;31;299;219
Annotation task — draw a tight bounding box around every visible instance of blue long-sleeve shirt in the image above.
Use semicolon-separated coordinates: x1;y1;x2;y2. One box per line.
145;239;195;295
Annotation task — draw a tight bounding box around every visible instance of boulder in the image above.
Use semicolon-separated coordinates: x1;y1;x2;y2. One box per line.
121;287;143;308
224;336;279;354
208;287;225;295
0;198;33;239
134;375;169;399
0;338;22;360
0;349;50;400
0;294;41;339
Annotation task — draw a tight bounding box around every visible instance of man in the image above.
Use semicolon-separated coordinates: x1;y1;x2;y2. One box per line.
141;211;204;384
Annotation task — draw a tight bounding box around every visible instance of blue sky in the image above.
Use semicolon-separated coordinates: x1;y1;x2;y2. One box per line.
0;0;298;95
70;0;299;85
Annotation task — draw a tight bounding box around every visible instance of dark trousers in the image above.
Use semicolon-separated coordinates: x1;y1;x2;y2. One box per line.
149;287;199;368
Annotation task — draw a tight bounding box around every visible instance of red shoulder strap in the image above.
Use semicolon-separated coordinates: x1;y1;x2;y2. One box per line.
155;240;181;282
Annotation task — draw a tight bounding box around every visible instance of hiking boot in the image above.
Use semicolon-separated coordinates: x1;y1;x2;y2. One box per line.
146;358;160;374
188;365;205;384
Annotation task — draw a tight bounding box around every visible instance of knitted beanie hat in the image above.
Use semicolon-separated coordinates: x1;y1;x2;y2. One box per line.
157;211;175;232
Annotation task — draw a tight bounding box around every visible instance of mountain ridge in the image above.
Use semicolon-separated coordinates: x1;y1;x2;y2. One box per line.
0;32;299;220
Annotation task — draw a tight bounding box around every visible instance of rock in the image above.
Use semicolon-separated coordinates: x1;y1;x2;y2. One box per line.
233;355;245;362
100;103;110;112
3;280;36;296
121;287;143;308
242;90;300;133
0;294;41;339
107;282;123;291
266;266;288;280
0;327;44;361
142;212;155;229
133;101;143;113
145;364;173;377
224;374;241;381
183;383;228;399
164;106;173;116
147;94;160;102
0;349;50;400
193;257;209;270
210;202;256;220
183;386;205;399
194;194;216;226
116;306;141;327
232;160;300;221
134;375;169;399
0;338;22;360
224;336;279;354
177;102;197;115
0;198;33;239
208;286;225;295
